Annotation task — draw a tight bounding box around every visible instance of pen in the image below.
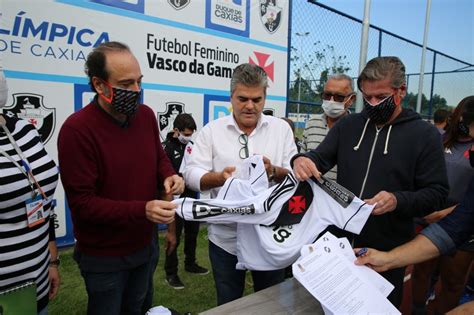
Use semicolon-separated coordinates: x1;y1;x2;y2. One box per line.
356;247;368;257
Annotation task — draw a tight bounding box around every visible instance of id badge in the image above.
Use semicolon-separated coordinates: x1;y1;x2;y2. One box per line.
26;195;45;227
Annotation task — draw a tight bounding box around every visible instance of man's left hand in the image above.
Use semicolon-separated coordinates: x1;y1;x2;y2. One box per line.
48;266;60;300
365;191;397;215
164;174;184;195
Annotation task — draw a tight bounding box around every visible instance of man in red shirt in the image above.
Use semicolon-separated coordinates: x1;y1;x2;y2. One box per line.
58;41;183;315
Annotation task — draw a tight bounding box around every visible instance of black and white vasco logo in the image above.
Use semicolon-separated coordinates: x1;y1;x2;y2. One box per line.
157;102;185;141
192;201;255;220
168;0;190;10
259;0;282;34
2;93;56;144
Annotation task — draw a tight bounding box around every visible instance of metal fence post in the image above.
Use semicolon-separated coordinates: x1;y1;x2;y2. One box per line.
429;52;437;117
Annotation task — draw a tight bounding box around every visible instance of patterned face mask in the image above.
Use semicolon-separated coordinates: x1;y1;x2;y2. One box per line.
99;81;141;117
363;95;397;125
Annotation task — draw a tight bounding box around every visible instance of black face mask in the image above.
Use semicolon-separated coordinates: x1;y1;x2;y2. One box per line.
363;95;397;125
458;121;470;136
110;86;141;117
99;81;141;118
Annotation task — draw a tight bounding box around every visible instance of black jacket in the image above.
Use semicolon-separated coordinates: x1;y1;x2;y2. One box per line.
298;108;449;250
163;133;197;199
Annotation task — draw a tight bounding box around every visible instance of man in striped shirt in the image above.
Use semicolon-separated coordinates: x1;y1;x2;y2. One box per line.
302;74;355;180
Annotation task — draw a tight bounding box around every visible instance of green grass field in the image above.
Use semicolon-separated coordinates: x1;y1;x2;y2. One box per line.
49;226;253;314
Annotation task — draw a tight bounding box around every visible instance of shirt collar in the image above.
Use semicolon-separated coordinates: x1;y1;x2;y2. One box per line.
226;113;269;135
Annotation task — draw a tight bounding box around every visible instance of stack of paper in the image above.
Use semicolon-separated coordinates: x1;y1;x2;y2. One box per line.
292;232;400;315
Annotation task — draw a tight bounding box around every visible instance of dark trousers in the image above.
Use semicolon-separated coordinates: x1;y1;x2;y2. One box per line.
143;228;159;314
164;215;200;275
382;266;406;308
80;261;150;315
208;241;285;306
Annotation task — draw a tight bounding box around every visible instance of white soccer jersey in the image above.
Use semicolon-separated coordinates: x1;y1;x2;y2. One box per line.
174;156;374;270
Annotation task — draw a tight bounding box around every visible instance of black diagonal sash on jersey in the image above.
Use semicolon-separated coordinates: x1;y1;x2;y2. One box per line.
268;180;314;227
313;175;354;208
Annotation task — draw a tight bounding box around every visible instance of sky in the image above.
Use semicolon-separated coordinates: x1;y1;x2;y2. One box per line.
290;0;473;107
316;0;473;64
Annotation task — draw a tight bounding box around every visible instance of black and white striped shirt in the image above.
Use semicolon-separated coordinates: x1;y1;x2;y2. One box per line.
0;116;58;312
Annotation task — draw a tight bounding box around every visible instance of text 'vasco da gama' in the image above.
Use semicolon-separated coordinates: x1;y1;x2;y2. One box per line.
146;34;239;78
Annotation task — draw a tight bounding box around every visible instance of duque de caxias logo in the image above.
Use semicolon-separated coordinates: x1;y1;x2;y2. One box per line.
157;102;185;141
259;0;283;34
168;0;191;10
2;93;56;144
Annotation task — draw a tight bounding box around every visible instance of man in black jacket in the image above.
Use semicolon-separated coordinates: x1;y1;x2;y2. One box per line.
292;56;449;307
163;113;209;289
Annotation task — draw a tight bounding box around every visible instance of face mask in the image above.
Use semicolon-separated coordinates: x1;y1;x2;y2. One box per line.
458;121;470;136
178;133;192;144
99;82;141;117
363;95;397;125
0;71;8;108
322;100;346;118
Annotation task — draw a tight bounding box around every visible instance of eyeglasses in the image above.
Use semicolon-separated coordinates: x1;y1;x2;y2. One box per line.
239;134;249;159
321;92;353;103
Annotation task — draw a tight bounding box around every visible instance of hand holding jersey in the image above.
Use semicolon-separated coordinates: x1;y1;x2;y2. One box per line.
145;200;176;224
293;156;322;181
364;190;398;215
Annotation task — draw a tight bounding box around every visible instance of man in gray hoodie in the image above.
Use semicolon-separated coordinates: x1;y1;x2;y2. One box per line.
292;56;449;308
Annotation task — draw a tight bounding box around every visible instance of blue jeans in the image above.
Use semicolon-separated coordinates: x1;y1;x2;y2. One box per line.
81;262;150;315
208;241;285;306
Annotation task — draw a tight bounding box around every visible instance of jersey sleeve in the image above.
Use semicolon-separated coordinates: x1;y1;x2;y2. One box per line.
173;172;299;225
312;176;374;235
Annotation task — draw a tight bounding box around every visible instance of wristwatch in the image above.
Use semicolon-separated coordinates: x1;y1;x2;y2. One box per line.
268;166;277;181
50;258;60;267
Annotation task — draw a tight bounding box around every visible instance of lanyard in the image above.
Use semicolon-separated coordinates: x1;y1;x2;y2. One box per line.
0;124;47;199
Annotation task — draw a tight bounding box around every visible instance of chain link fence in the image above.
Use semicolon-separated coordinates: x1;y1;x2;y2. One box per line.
288;0;474;128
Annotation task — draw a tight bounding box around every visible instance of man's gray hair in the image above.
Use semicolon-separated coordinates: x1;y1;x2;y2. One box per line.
357;56;406;90
230;63;268;95
327;73;354;92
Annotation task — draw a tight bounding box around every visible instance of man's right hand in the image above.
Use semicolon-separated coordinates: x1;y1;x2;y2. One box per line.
292;156;321;181
145;200;176;224
221;166;236;181
354;247;394;272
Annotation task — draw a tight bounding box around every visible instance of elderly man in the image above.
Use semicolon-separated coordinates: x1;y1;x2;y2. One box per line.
184;63;297;305
302;73;355;179
58;41;183;315
292;56;449;307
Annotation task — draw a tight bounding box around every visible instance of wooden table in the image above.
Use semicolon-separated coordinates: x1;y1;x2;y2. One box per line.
200;278;324;315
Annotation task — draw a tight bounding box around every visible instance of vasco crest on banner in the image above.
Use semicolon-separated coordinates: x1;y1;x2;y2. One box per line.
168;0;190;10
259;0;282;34
2;93;56;144
157;102;185;140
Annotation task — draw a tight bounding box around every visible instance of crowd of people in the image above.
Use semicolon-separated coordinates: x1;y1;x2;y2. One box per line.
1;41;473;315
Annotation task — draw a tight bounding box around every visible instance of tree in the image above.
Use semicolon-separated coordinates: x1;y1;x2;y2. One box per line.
289;41;351;114
402;92;450;117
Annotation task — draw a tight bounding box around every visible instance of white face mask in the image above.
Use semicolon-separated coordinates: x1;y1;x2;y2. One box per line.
321;100;346;118
0;71;8;108
178;133;192;144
